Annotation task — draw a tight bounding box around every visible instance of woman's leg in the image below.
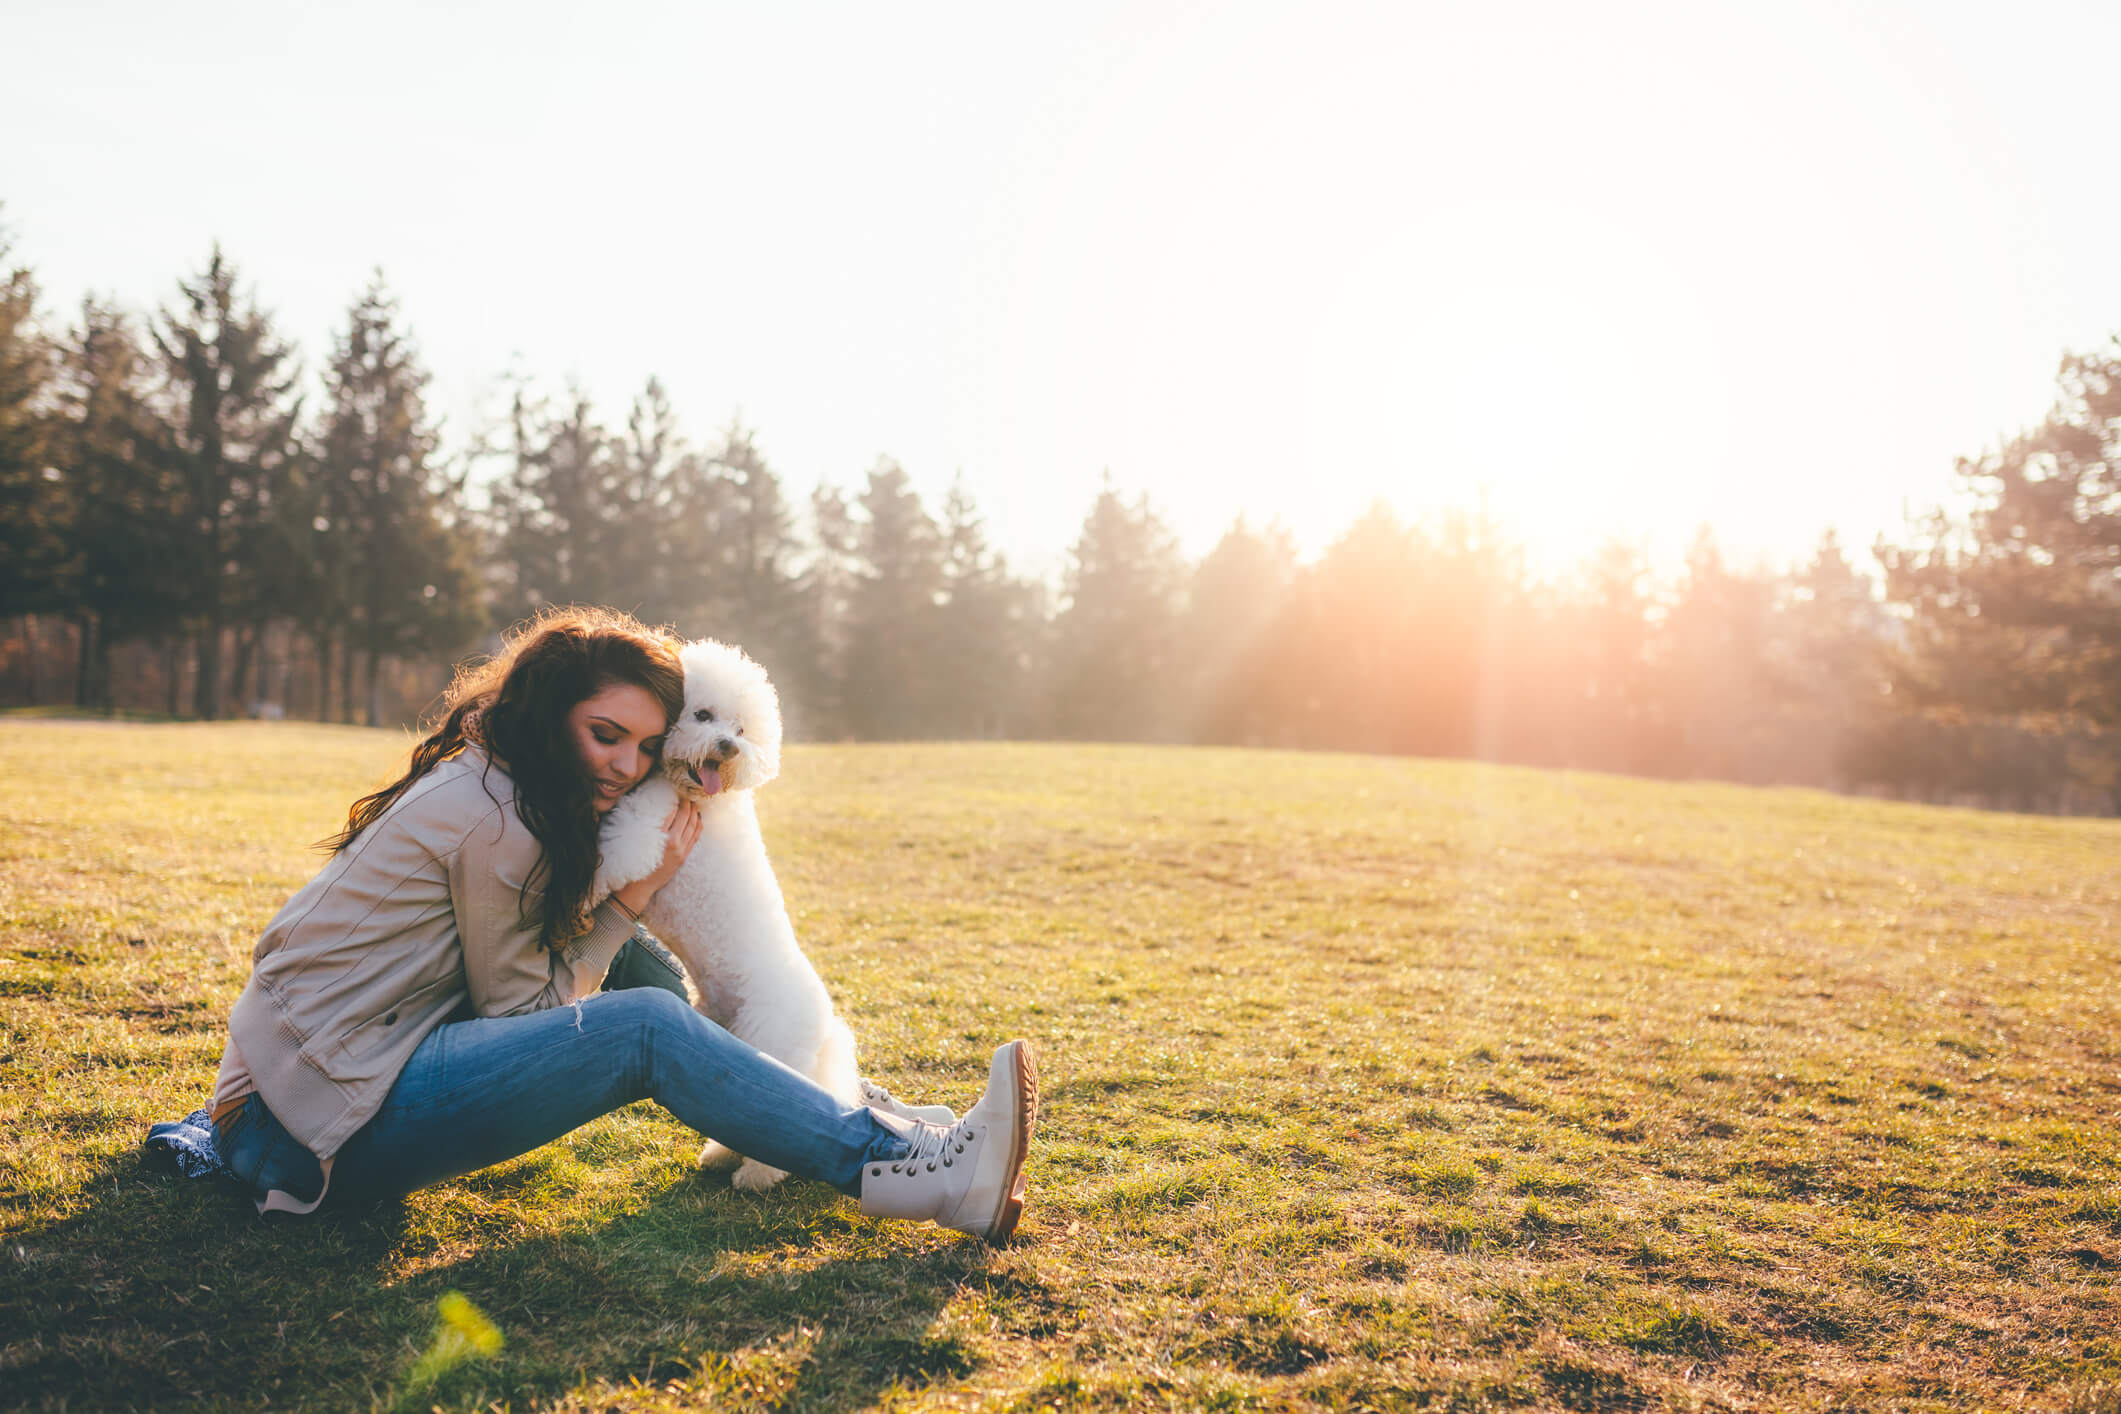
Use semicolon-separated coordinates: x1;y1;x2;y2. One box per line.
328;988;911;1202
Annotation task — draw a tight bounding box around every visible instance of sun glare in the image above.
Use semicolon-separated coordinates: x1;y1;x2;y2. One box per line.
1300;199;1736;569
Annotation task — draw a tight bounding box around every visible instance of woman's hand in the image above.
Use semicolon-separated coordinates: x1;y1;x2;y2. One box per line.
611;799;702;919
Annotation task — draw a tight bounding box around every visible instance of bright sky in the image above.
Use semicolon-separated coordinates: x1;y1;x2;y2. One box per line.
8;0;2118;581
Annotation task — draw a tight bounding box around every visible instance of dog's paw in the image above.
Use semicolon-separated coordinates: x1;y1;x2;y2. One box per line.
596;781;677;894
730;1159;788;1192
696;1139;744;1172
597;826;665;895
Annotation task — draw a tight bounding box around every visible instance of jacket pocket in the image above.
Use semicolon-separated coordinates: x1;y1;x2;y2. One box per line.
337;973;459;1065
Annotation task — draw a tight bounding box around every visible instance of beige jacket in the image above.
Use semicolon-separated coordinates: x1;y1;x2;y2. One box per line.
223;745;636;1164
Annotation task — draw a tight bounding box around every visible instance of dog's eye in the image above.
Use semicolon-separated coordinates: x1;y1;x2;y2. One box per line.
694;708;710;722
734;726;744;737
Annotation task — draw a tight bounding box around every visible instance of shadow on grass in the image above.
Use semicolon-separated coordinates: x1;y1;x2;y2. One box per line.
4;1145;984;1412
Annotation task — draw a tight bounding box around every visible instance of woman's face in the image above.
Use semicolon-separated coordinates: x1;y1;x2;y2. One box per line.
566;681;670;813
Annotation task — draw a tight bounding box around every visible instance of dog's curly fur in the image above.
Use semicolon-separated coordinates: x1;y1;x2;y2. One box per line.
593;638;862;1190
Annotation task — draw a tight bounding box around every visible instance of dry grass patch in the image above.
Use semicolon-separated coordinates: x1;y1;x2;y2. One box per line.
4;721;2120;1410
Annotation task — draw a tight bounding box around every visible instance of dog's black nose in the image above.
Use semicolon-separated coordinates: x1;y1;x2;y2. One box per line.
715;737;736;757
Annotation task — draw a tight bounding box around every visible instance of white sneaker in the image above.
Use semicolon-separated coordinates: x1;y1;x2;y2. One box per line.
859;1040;1037;1242
859;1077;959;1127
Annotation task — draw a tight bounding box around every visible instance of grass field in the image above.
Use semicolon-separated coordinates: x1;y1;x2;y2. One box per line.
2;720;2118;1413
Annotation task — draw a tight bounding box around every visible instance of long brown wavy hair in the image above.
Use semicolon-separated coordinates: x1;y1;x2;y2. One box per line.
319;606;686;946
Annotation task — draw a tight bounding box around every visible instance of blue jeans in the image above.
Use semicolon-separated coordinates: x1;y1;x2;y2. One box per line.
221;989;913;1206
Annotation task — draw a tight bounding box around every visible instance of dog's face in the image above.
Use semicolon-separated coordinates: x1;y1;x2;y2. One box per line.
658;638;782;801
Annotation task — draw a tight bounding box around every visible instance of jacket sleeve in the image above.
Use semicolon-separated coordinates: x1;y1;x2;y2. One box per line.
448;801;637;1016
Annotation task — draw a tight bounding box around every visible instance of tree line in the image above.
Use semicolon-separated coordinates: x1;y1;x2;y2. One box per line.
2;228;2116;812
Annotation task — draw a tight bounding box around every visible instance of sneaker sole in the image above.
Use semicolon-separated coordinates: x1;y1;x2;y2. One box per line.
987;1040;1039;1243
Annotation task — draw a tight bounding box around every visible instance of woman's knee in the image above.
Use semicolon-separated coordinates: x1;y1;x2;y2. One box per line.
597;985;712;1056
595;985;748;1098
623;985;698;1028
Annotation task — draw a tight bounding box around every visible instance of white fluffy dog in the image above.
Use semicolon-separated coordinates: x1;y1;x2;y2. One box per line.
594;638;946;1190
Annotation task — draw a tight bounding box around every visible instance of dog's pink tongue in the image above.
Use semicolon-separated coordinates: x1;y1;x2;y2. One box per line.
702;770;723;797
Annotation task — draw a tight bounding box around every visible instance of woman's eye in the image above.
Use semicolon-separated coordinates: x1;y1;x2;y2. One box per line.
594;733;617;746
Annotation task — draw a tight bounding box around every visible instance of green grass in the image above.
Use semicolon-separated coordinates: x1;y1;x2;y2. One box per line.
3;720;2119;1412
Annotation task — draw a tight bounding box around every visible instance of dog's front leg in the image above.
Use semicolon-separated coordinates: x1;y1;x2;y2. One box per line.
593;777;679;900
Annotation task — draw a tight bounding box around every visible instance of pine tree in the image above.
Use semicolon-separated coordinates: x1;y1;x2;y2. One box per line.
1403;505;1526;760
842;458;942;738
608;376;689;622
1770;530;1888;711
789;480;860;735
1880;339;2121;727
1658;528;1775;779
638;414;821;714
1183;516;1296;744
1048;479;1187;741
1563;537;1658;772
492;383;618;618
150;246;302;719
54;299;186;710
0;223;63;621
1750;529;1893;787
1306;503;1427;752
712;418;798;639
318;275;481;723
931;474;1029;737
486;376;547;624
681;417;822;705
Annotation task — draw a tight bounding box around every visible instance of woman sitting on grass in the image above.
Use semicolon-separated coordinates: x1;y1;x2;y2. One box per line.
200;606;1035;1241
